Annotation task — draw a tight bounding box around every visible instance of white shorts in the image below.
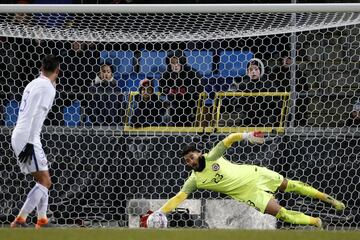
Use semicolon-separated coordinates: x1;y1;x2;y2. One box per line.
11;137;49;174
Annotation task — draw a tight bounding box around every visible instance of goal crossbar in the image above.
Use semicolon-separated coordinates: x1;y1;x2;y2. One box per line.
0;4;360;14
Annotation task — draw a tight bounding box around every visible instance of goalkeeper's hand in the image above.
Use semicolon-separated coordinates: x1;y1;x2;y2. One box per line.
18;143;34;164
243;131;264;144
139;209;165;228
140;210;154;228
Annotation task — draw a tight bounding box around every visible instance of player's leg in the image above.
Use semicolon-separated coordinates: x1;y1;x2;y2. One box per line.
11;170;51;228
33;170;52;229
11;145;52;228
241;186;322;228
278;179;345;211
265;198;322;228
257;166;345;211
248;166;320;227
11;170;50;228
32;145;52;228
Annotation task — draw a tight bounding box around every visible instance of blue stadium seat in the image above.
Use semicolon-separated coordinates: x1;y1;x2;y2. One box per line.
121;73;145;93
184;50;213;76
100;50;134;76
4;100;19;127
139;50;167;78
151;78;159;92
218;50;254;78
64;100;81;127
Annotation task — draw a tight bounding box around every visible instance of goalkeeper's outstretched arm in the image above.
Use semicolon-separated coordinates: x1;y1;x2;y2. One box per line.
160;191;188;214
206;132;264;161
159;173;197;214
141;191;188;227
205;131;264;161
222;131;264;148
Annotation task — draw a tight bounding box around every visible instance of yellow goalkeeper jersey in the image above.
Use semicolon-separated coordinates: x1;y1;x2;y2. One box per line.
180;141;281;201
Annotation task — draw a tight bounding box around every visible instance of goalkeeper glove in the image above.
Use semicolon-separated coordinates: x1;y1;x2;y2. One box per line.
139;209;166;228
140;210;153;228
18;143;34;164
243;131;264;144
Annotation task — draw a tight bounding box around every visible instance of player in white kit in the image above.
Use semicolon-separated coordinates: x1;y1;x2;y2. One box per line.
10;55;59;228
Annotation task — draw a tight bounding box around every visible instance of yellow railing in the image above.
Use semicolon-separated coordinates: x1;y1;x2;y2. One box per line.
124;91;290;133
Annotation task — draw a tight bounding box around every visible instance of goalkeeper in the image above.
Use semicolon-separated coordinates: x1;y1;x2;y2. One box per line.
145;131;345;228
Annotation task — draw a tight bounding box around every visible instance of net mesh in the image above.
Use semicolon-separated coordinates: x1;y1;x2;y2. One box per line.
0;12;359;42
0;6;359;229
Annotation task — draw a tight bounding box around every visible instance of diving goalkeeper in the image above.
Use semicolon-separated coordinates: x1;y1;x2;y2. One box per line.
142;131;345;228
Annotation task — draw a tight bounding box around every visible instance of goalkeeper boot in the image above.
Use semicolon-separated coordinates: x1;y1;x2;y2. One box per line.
35;218;52;229
10;216;28;228
325;195;346;211
314;218;323;229
334;201;346;211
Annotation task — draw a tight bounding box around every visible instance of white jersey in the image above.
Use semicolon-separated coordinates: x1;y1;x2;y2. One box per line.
12;75;56;147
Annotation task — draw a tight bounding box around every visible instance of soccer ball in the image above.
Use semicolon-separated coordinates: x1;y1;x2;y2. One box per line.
146;211;168;228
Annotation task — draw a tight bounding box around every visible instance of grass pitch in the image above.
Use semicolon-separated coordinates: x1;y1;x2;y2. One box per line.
1;228;360;240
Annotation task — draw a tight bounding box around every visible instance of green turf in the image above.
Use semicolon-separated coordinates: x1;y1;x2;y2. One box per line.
1;228;360;240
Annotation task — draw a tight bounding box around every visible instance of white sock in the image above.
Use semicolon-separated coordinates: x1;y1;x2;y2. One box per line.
37;190;49;219
18;183;47;219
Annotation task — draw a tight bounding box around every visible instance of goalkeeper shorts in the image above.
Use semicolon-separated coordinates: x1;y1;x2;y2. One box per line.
232;166;284;213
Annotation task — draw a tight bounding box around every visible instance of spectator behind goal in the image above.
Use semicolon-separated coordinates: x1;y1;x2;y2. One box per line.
229;59;278;127
84;63;123;126
130;79;166;128
229;58;276;92
93;63;117;88
159;50;203;127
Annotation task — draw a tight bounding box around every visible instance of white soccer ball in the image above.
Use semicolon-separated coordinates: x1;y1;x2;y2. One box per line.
146;211;168;228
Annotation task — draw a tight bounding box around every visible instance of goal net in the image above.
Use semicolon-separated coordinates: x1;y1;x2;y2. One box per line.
0;4;359;229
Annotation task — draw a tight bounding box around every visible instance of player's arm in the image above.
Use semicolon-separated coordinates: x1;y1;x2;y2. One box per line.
17;88;47;163
160;173;196;214
223;131;264;148
19;88;44;139
140;173;197;227
25;87;53;132
205;131;264;162
160;192;188;214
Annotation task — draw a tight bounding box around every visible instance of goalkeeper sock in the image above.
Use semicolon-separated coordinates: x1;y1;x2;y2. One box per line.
285;180;345;210
18;183;47;219
275;207;320;227
284;180;322;198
